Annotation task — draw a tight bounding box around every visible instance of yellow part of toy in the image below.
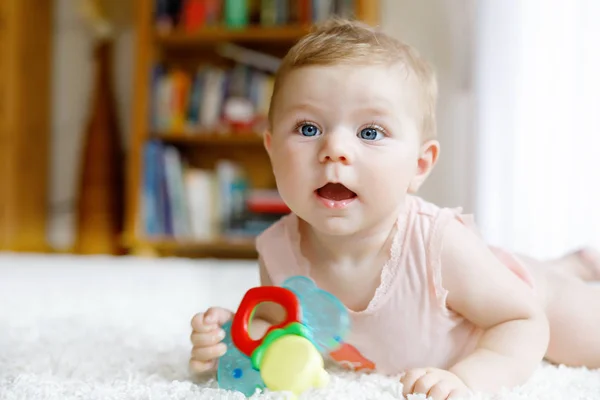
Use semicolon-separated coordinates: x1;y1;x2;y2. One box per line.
260;334;329;396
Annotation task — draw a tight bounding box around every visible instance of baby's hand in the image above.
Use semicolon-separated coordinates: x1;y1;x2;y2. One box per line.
189;306;233;374
401;368;471;400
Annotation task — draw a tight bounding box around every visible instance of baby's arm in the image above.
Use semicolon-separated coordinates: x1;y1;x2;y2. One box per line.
442;219;550;391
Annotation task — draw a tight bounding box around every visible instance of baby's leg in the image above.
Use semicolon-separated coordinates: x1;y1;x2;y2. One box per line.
520;248;600;282
527;262;600;368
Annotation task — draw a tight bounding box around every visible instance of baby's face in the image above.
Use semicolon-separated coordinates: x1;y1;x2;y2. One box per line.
265;63;427;236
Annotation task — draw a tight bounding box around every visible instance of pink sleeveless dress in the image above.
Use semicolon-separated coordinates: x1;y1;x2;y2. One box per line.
255;195;534;375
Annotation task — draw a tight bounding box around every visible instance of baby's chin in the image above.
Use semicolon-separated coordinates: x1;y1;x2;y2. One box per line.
300;212;366;237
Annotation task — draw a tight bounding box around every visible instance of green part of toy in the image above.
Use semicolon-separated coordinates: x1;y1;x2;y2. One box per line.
250;322;313;370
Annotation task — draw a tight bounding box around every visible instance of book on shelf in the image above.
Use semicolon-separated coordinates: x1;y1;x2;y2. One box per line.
153;0;356;32
141;140;290;242
151;59;275;136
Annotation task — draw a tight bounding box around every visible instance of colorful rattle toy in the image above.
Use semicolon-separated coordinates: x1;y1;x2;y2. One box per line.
217;276;350;397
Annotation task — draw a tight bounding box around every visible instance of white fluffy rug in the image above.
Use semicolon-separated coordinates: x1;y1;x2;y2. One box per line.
1;253;600;400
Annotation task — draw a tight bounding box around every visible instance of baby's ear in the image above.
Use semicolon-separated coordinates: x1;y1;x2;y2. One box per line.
408;139;440;193
263;130;273;156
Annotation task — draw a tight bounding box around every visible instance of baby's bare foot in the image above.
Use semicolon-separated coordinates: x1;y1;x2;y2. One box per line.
552;247;600;281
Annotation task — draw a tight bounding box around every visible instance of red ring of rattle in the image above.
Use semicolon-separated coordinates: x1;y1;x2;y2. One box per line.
231;286;301;357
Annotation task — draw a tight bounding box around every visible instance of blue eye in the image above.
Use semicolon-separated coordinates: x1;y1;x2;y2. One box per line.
358;126;384;141
299;123;321;137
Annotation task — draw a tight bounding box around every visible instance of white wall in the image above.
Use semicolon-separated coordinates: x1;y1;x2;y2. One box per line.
380;0;476;211
49;0;134;249
473;1;600;257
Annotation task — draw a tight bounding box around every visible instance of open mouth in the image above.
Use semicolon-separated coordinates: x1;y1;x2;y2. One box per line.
315;183;357;203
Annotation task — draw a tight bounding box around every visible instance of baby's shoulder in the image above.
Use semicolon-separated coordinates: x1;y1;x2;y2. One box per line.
407;195;448;220
254;213;298;258
403;195;469;247
255;213;292;242
255;213;305;285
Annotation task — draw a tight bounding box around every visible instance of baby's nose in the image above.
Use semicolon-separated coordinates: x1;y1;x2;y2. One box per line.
318;132;352;164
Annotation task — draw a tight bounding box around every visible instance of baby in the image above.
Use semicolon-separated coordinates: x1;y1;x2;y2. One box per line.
189;19;600;399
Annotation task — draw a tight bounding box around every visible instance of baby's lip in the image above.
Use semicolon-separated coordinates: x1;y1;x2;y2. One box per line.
315;182;357;201
315;180;357;192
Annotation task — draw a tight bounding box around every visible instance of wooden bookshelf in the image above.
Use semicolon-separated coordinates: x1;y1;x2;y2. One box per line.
155;25;312;45
125;0;380;259
127;236;258;258
0;0;53;252
154;132;264;145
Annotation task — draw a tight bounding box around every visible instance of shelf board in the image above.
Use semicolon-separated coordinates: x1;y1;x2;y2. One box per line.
155;25;311;45
150;237;256;251
131;237;258;258
153;132;264;145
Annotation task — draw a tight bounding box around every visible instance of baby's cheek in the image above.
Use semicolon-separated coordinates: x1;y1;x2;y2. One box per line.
273;143;312;177
361;166;392;190
360;167;407;209
271;152;303;193
272;150;299;180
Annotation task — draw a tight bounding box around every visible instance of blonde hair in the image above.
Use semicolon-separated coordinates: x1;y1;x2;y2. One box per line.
268;18;438;139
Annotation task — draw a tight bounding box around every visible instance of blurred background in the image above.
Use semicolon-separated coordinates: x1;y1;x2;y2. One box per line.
1;0;598;262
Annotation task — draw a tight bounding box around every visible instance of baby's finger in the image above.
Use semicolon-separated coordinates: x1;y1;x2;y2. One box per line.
191;313;218;333
401;368;428;395
190;329;225;347
426;382;451;400
189;358;216;374
413;372;441;397
204;307;234;326
191;342;227;362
